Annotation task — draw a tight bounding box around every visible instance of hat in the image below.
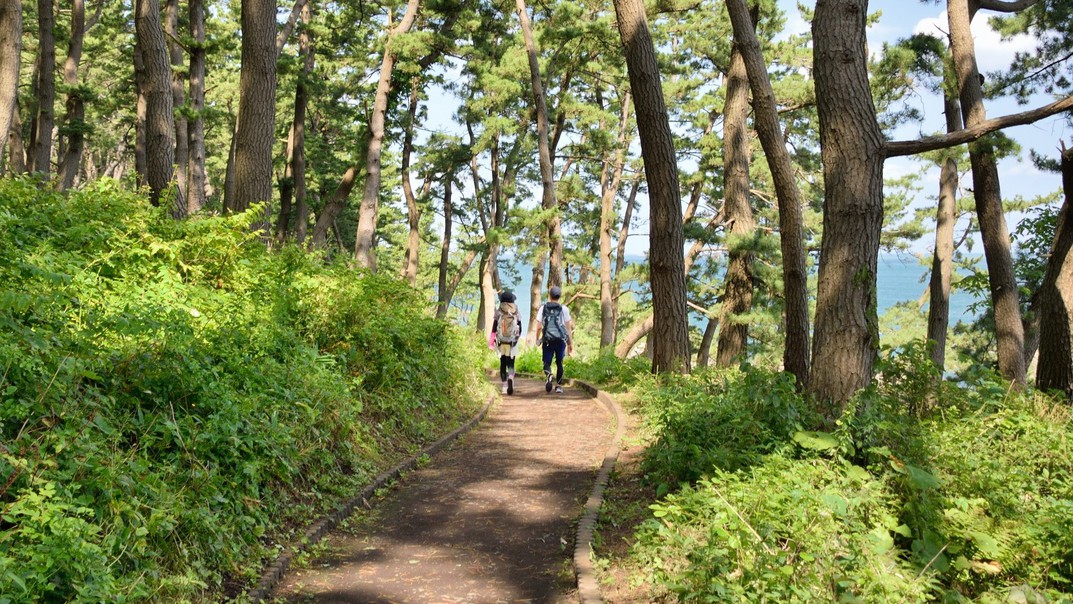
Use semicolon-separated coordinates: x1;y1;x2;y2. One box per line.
549;285;562;299
499;289;516;303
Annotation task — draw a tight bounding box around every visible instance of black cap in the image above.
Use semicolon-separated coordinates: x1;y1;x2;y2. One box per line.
549;286;562;299
499;289;516;303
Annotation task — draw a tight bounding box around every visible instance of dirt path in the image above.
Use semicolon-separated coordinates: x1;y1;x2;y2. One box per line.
273;377;615;604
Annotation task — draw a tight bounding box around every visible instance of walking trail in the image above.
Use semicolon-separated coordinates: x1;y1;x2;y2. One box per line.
273;377;616;603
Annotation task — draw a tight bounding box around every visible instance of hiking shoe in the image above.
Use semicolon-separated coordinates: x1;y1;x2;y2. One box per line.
545;373;554;393
501;382;508;394
507;376;514;395
555;385;564;394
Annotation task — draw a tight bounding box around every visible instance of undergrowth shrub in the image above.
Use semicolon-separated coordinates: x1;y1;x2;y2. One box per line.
0;178;484;602
610;348;1073;603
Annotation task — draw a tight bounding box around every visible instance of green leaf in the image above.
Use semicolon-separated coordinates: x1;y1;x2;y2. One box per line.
793;430;839;451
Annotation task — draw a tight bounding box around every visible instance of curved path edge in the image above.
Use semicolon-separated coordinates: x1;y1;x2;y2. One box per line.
246;393;496;603
569;379;626;604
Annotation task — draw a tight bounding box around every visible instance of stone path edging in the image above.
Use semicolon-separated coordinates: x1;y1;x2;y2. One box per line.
569;379;626;604
246;393;496;602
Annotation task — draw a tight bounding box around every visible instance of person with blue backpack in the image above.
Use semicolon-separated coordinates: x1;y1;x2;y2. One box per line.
535;285;574;394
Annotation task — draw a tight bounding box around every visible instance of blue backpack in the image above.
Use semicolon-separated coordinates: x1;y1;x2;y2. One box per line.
542;302;567;343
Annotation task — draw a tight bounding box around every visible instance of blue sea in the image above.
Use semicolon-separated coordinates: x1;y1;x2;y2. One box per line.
473;252;982;331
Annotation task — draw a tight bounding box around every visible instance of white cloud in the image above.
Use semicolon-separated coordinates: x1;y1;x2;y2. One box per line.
912;11;1036;74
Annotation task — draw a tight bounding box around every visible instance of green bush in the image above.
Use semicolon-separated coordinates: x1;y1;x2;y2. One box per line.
608;355;1073;603
0;178;484;602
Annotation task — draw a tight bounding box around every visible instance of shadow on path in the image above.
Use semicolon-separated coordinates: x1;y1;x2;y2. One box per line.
274;378;613;604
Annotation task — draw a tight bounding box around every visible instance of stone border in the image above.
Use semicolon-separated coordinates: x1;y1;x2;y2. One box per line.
570;379;626;604
246;393;496;602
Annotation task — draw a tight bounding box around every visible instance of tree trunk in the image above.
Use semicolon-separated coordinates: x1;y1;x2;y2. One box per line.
1035;144;1073;398
290;4;313;243
31;0;55;175
612;0;691;374
7;101;26;173
697;316;719;368
612;174;641;342
927;95;963;369
599;90;632;349
187;0;207;213
133;40;148;188
809;0;885;413
401;79;421;286
165;0;188;208
230;0;278;226
354;0;421;271
0;0;21;159
311;166;358;249
57;0;85;190
726;0;810;388
947;0;1026;385
436;177;455;318
517;0;563;289
616;315;654;358
134;0;178;215
715;33;756;368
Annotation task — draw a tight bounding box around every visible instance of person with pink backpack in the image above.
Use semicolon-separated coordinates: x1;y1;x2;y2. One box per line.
489;289;521;395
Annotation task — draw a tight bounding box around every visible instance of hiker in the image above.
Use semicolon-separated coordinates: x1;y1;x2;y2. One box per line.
489;289;521;395
535;285;574;394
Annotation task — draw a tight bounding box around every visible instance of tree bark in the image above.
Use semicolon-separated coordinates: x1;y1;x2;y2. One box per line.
0;0;21;160
612;0;691;373
809;0;885;413
187;0;207;213
1035;144;1073;398
6;101;26;173
947;0;1025;385
165;0;188;209
517;0;563;289
437;177;455;318
697;315;719;368
354;0;421;271
715;31;756;368
599;90;632;349
57;0;85;190
311;166;358;249
927;95;963;369
31;0;55;175
291;1;314;243
230;0;278;226
135;0;178;215
725;0;810;387
401;79;421;286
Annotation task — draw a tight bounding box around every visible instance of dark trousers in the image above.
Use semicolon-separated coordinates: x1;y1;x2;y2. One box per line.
542;338;566;384
499;355;515;382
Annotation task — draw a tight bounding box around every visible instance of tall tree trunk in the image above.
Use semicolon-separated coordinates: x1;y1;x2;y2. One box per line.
927;95;962;369
165;0;188;208
0;0;21;159
599;90;632;349
437;177;455;319
31;0;55;175
1035;144;1073;399
230;0;278;225
354;0;421;271
276;1;316;246
187;0;207;213
134;0;179;215
311;166;358;249
726;0;810;388
516;0;563;289
401;79;421;286
7;101;26;173
612;0;691;374
612;174;641;342
697;316;719;368
948;0;1026;385
809;0;885;413
57;0;85;190
133;40;148;188
715;34;756;368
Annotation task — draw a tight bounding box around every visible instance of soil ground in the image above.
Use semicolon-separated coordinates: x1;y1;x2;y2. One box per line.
272;377;615;604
